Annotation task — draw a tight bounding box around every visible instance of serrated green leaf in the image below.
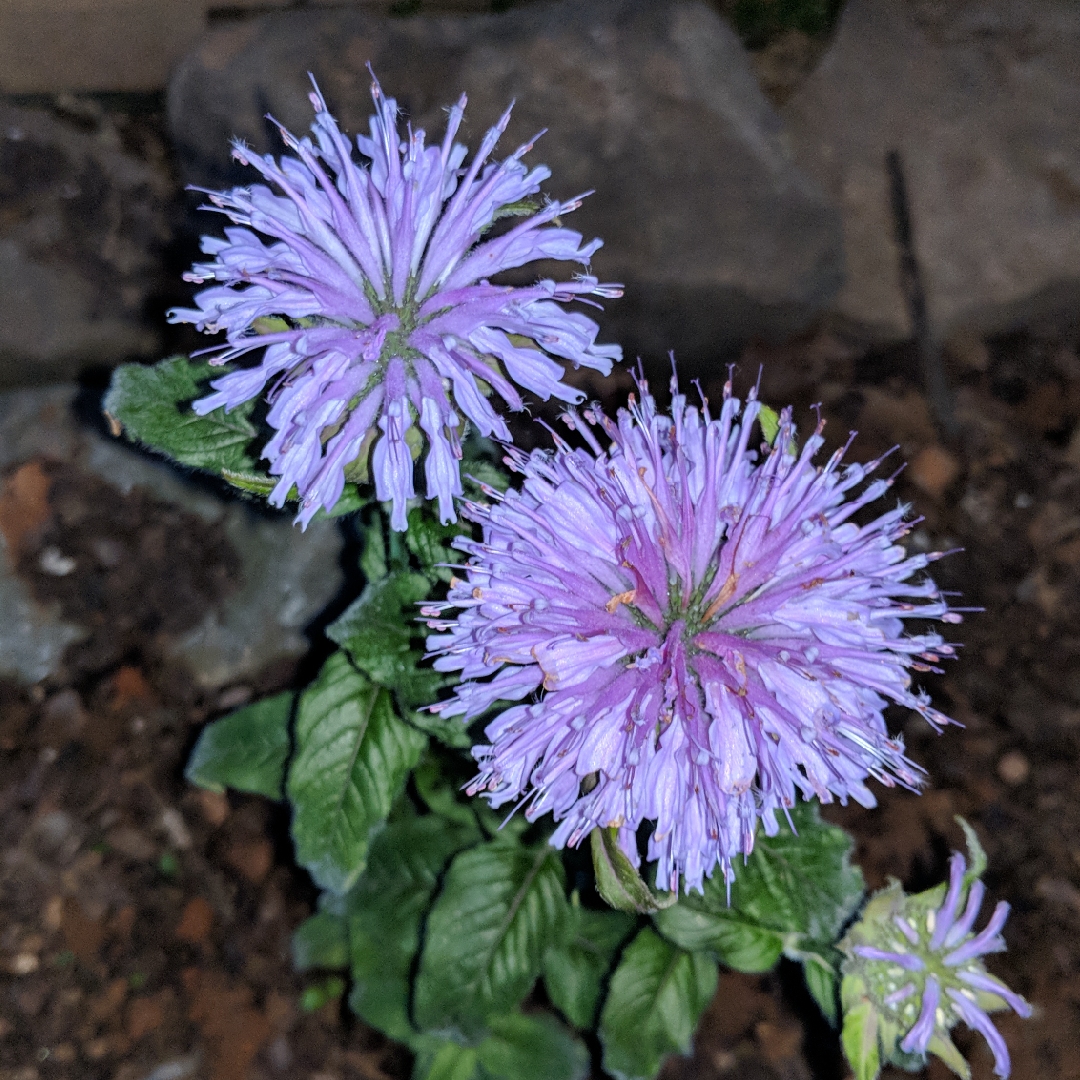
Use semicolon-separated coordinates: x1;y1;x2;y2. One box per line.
104;356;260;472
291;910;348;972
591;827;676;914
413;1040;479;1080
598;927;718;1080
327;570;444;711
477;1013;589;1080
414;842;570;1036
348;815;480;1043
655;801;863;978
184;691;293;799
653;903;784;972
288;653;427;894
734;802;864;941
405;507;469;584
543;906;636;1030
220;469;277;495
359;516;390;582
841;999;880;1080
801;951;840;1026
414;754;481;830
406;707;474;749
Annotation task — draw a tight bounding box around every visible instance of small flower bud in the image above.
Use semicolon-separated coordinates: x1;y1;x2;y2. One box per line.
839;820;1030;1079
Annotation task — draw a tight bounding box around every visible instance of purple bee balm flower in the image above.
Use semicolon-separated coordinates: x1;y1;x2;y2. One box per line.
426;373;960;893
841;837;1031;1079
168;73;622;528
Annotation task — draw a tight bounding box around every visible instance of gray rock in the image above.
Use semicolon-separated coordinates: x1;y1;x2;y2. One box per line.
0;385;343;687
783;0;1080;344
167;0;844;368
0;550;86;684
0;103;173;388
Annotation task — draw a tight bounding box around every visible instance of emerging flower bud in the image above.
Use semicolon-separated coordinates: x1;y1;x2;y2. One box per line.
839;820;1031;1079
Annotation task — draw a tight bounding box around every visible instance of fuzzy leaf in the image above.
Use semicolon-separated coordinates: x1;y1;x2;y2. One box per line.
104;356;260;472
184;691;293;799
800;950;840;1027
591;827;676;914
477;1013;590;1080
327;570;444;711
653;904;784;973
348;815;479;1043
655;801;863;980
732;801;864;941
413;1041;479;1080
543;906;636;1030
414;842;570;1036
405;507;469;583
291;910;348;972
841;999;881;1080
288;653;427;894
758;404;781;444
414;754;482;830
598;927;718;1080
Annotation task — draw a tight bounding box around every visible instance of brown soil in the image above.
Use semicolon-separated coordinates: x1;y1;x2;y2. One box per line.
2;322;1080;1080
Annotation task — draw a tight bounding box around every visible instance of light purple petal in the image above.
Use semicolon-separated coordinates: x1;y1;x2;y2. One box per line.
947;988;1014;1077
900;974;940;1055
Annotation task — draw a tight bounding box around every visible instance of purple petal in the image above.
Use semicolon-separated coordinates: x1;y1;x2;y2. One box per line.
947;988;1013;1077
900;974;940;1055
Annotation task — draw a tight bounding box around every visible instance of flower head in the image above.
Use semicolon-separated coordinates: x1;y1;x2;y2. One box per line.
426;374;960;893
840;825;1031;1078
169;73;621;528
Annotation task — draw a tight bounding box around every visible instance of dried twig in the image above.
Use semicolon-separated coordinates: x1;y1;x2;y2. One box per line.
886;149;959;439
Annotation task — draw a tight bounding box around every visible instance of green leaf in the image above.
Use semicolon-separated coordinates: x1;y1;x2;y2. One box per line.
758;404;781;445
184;691;293;799
323;483;366;518
220;469;276;496
956;815;987;886
414;754;481;830
327;570;444;711
841;999;880;1080
591;827;677;914
598;927;718;1080
414;842;570;1036
477;1013;589;1080
653;904;784;972
104;356;260;473
801;950;840;1026
731;802;864;941
291;910;348;972
655;801;863;977
405;507;468;584
413;1041;479;1080
348;815;480;1043
927;1033;971;1080
288;653;427;894
543;905;636;1030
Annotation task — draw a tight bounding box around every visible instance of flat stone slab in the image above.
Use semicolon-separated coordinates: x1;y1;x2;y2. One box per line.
783;0;1080;344
0;385;342;688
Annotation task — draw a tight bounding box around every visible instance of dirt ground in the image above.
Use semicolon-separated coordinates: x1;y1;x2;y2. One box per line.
2;319;1080;1080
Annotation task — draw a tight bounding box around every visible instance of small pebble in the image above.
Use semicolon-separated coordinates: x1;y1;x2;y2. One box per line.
159;808;192;851
997;750;1031;785
909;444;961;500
9;952;40;975
38;546;76;576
